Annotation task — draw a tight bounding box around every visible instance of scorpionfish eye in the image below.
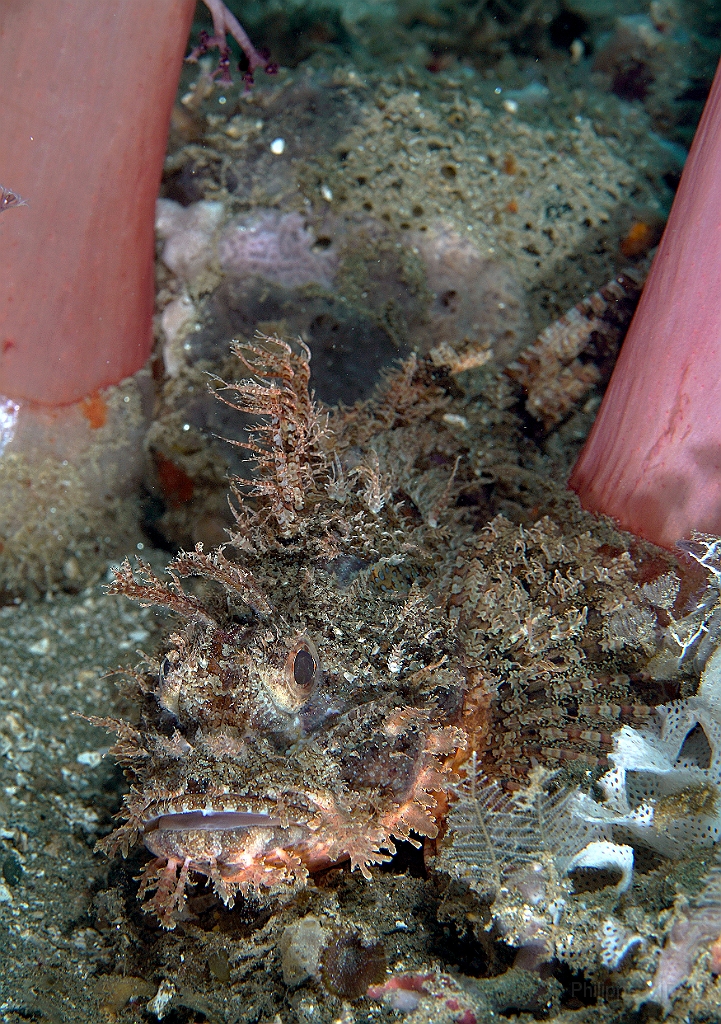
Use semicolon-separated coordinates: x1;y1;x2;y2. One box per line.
266;635;322;714
293;647;316;688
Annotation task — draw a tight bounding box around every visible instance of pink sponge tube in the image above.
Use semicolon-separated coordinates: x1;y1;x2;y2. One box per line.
0;0;195;406
569;56;721;549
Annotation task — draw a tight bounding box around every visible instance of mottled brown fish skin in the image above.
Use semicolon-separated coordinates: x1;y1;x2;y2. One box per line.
95;338;470;927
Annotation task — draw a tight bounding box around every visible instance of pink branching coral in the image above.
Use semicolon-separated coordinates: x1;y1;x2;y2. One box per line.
188;0;278;87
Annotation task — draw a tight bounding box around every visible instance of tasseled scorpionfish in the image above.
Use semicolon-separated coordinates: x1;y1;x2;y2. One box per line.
94;337;472;927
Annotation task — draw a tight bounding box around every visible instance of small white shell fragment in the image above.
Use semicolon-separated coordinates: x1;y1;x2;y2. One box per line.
270;137;286;154
442;413;470;430
76;750;104;768
598;916;643;969
147;979;176;1020
570;38;585;63
28;637;51;656
502;98;519;114
567;840;634;893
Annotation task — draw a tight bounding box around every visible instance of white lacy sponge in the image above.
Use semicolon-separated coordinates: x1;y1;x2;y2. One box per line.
573;644;721;858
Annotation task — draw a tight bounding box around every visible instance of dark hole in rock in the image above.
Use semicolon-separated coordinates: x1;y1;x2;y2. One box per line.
568;865;623;894
678;722;712;769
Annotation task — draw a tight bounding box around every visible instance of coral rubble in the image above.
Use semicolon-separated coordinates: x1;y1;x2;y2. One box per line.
435;531;721;1012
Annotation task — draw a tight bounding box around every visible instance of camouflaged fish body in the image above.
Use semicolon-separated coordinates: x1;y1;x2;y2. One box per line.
96;338;468;926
